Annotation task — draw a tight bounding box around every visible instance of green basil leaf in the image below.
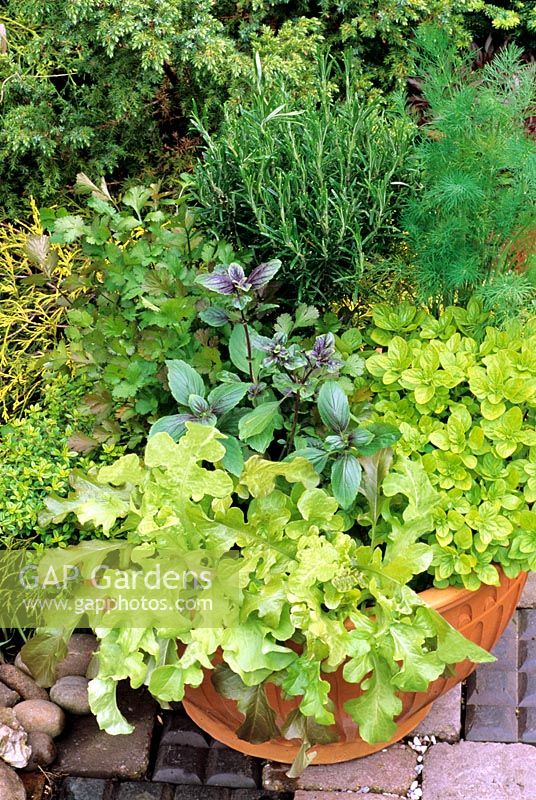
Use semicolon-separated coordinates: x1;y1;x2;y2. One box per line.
317;381;350;433
331;454;362;508
208;383;250;415
357;423;401;455
220;436;245;477
238;402;281;441
166;359;205;405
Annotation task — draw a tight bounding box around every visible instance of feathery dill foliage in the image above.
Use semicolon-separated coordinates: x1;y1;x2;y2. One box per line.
403;28;536;318
192;54;416;306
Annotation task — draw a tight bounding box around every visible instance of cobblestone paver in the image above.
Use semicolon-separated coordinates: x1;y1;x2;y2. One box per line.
294;793;403;800
519;573;536;608
60;785;284;800
54;684;157;779
263;745;417;796
422;741;536;799
60;777;108;800
152;731;262;788
465;610;536;743
413;685;461;742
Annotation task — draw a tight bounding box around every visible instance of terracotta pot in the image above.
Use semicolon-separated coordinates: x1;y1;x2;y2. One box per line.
183;568;526;764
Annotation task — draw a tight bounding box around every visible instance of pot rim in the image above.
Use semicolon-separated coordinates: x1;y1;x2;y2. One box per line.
417;569;513;612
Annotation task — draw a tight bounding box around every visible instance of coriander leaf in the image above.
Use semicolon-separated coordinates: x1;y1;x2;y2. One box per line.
122;185;152;215
52;215;88;243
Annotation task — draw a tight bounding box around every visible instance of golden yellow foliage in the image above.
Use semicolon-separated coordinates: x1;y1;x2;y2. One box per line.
0;202;86;420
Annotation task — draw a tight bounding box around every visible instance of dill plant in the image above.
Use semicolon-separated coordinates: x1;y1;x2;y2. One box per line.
403;27;536;318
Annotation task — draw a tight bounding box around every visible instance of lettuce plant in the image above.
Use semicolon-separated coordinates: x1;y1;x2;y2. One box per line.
37;423;493;771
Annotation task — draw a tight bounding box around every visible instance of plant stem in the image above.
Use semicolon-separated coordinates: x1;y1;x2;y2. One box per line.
284;389;301;456
239;307;255;383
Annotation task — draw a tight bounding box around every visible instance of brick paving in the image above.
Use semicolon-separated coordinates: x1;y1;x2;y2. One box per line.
465;610;536;743
53;684;157;780
263;745;417;795
21;604;536;800
422;741;536;799
413;684;461;742
59;785;283;800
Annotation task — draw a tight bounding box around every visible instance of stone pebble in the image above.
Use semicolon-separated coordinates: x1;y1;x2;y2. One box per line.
0;665;48;702
23;731;57;771
0;760;26;800
0;681;20;708
50;676;91;715
14;699;66;738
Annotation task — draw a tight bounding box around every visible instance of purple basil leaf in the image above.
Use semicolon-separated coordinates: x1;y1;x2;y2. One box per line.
250;332;275;353
197;413;218;426
325;434;347;451
231;294;251;311
227;263;249;289
348;428;375;448
166;360;205;406
188;394;211;415
248;259;282;290
196;272;235;295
